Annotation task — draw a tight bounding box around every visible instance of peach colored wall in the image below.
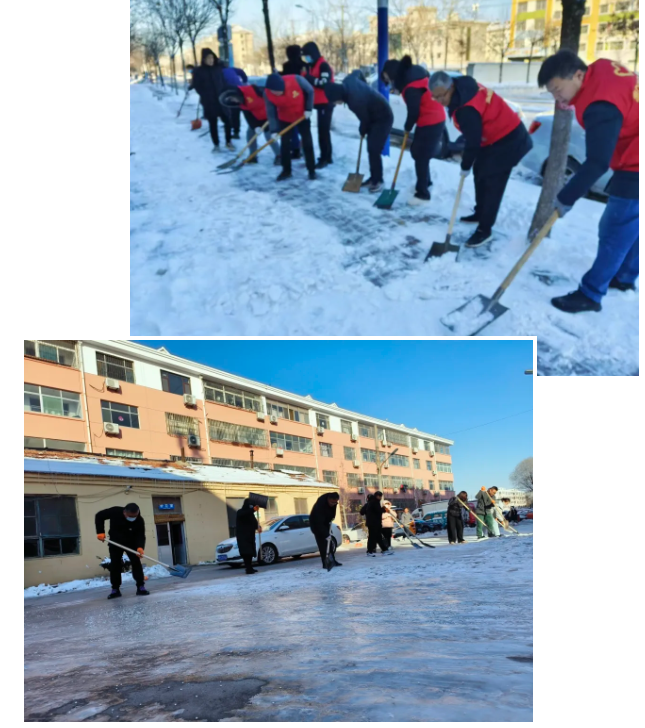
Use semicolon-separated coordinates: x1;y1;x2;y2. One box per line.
24;357;83;394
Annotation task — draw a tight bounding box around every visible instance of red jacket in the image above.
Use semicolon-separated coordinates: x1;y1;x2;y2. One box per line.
309;55;334;106
239;85;267;121
452;85;521;146
402;77;445;127
265;76;305;124
571;59;639;172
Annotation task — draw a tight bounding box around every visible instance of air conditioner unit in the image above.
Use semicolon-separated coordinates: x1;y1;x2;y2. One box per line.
105;378;120;390
353;459;360;468
350;433;357;442
256;413;265;422
270;415;278;424
183;394;197;406
104;422;120;435
357;487;364;494
317;426;325;435
276;448;284;456
432;470;437;475
188;433;201;448
412;447;418;454
384;462;389;469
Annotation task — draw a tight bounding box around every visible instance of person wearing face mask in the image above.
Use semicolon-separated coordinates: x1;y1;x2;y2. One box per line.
235;499;263;574
301;41;335;168
95;503;148;599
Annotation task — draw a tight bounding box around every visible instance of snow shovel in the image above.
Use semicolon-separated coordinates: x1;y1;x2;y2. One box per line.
492;502;520;535
105;538;192;579
456;499;489;533
374;132;408;209
216;116;305;174
390;513;435;549
325;523;335;572
424;173;466;260
191;101;202;131
176;88;190;118
216;122;269;170
342;136;365;192
441;210;560;336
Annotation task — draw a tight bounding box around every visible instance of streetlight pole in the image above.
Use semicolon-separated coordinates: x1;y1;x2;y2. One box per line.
377;0;390;155
375;444;399;494
262;0;276;71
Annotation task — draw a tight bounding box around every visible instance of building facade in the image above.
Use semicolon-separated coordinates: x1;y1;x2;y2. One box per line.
495;488;533;507
509;0;639;69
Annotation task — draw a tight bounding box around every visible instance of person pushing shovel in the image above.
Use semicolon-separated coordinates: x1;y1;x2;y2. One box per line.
309;492;342;569
96;503;149;599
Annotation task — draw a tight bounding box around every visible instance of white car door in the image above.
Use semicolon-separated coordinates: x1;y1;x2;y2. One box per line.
298;515;317;554
273;516;302;556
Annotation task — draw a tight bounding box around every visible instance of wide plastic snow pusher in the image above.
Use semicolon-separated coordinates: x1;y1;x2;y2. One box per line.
105;538;192;579
374;132;409;209
342;136;364;192
441;210;560;336
424;173;466;260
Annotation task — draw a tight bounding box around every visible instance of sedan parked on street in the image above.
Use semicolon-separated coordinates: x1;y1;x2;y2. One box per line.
216;514;342;566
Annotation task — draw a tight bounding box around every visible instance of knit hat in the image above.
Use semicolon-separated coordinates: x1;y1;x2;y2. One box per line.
323;82;345;104
265;73;285;92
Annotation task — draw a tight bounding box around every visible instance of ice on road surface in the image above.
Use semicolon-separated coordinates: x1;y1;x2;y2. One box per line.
25;524;532;721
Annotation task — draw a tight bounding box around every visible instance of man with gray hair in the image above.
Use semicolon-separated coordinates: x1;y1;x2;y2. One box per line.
429;71;532;248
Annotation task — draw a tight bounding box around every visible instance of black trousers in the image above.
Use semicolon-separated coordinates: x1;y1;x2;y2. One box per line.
205;110;232;146
316;103;334;163
313;532;331;567
230;107;241;137
381;527;393;550
108;544;144;589
447;514;465;544
280;118;315;173
410;122;444;198
367;120;392;183
367;525;387;553
242;554;254;572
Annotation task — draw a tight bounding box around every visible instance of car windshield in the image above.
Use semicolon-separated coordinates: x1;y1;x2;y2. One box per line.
260;518;283;530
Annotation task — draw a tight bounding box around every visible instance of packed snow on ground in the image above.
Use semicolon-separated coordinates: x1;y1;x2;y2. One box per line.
130;83;638;375
25;525;532;721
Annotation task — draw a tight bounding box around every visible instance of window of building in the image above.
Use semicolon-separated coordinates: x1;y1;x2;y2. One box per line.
101;400;140;428
553;10;562;19
274;464;318;478
599;3;609;12
212;458;270;469
203;381;262;412
161;370;192;396
361;448;386;464
165;412;200;437
385;429;409;446
410;437;419;449
106;448;143;458
322;470;337;484
25;496;80;559
423;440;433;452
270;431;313;454
536;0;546;9
615;0;629;9
581;25;589;34
515;20;526;31
319;442;333;458
534;17;545;30
426;461;434;471
436;444;451;455
267;498;280;518
439;480;455;490
25;384;82;419
579;43;587;51
608;40;624;49
96;352;135;383
428;480;436;491
266;400;310;424
294;497;308;514
358;423;375;439
584;3;590;14
24;340;77;368
170;455;203;463
344;446;356;460
413;458;420;469
517;1;527;12
347;473;361;487
437;461;453;473
598;22;608;33
208;420;268;447
414;479;423;490
341;419;353;435
24;437;85;452
316;413;329;430
388;454;410;468
364;474;380;488
596;41;605;51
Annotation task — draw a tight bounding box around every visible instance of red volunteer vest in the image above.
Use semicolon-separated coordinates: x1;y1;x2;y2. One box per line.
452;85;521;146
265;76;305;123
571;59;639;173
402;77;446;126
309;56;334;105
239;85;267;121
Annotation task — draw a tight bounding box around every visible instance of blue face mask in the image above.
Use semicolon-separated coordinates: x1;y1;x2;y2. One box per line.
303;55;312;64
126;516;137;522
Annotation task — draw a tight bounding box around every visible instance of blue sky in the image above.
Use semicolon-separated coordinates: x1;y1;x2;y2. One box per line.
135;340;532;498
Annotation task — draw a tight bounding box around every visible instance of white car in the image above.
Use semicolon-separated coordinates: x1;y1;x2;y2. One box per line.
342;522;367;543
215;514;342;566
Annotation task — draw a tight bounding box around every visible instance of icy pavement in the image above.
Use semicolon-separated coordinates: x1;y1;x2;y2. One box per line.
130;83;638;375
25;523;532;721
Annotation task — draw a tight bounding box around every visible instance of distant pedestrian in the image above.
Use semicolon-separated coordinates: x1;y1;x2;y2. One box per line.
360;492;390;556
381;500;396;551
475;486;499;538
508;505;520;523
447;491;468;544
281;45;306;158
309;492;342;568
189;48;234;151
235;499;262;574
400;507;413;530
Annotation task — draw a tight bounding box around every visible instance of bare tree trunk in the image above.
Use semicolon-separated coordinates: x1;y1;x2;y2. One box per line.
499;50;503;82
191;40;198;66
528;0;584;241
156;60;165;87
526;50;532;83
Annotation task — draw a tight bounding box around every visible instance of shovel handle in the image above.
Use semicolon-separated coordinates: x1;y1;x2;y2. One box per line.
390;132;409;191
456;499;489;531
105;538;173;570
356;136;364;174
230;121;269;165
242;116;305;165
447;174;467;238
488;210;560;307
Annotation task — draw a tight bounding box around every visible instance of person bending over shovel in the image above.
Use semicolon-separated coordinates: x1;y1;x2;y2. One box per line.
309;492;342;569
236;499;263;574
95;503;149;599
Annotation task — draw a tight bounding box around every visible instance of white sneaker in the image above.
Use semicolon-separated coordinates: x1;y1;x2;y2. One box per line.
367;552;376;557
407;194;430;206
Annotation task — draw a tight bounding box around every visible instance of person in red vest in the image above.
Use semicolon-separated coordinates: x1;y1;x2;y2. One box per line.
382;56;446;205
429;71;532;248
538;51;639;314
264;73;316;182
223;84;281;165
301;42;334;168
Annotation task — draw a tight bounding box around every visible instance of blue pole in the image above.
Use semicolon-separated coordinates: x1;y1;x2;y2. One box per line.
377;0;390;156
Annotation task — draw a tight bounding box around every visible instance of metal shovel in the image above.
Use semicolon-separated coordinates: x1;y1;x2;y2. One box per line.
374;132;409;209
441;210;560;336
325;524;335;572
342;136;365;192
105;538;193;579
216;122;269;170
424;173;466;260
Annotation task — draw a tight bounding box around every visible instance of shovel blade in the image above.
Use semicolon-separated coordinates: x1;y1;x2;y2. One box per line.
342;173;364;193
168;564;193;579
215;162;244;175
374;189;398;209
426;240;460;260
441;294;509;336
325;554;335;572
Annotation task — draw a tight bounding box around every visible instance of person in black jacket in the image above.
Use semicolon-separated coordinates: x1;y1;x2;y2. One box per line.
302;41;334;168
95;503;148;599
324;71;394;193
189;48;233;151
360;492;388;556
235;499;262;574
309;492;342;568
447;491;468;545
282;45;305;158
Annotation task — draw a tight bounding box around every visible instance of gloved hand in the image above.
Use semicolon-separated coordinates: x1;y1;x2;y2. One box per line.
258;526;263;533
359;124;367;138
97;533;106;542
555;197;572;218
460;167;471;178
137;548;144;558
254;127;263;134
304;110;312;120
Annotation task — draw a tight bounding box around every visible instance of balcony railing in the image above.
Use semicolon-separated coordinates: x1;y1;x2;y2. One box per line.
24;340;77;368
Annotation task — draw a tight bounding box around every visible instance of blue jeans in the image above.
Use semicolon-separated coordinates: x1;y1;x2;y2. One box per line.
580;196;639;303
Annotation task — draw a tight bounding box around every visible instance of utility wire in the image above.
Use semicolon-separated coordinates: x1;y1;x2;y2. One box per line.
444;408;533;435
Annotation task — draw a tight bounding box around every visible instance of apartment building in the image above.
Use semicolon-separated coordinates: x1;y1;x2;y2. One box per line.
495;488;533;507
509;0;639;68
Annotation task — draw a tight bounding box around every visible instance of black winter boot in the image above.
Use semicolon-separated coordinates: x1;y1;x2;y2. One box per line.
308;170;317;180
460;213;479;224
107;588;122;600
465;228;493;248
277;170;292;181
551;289;601;314
609;277;636;292
136;586;150;596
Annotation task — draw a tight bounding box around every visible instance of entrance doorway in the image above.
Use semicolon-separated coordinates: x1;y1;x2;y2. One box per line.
155;521;187;565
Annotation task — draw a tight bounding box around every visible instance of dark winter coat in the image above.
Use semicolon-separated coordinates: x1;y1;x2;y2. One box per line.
309;492;338;538
383;56;430;131
235;499;259;557
324;71;393;137
447;496;466;518
95;506;146;549
475;490;495;515
189;48;227;116
282;45;305;76
223;66;244;87
361;495;386;529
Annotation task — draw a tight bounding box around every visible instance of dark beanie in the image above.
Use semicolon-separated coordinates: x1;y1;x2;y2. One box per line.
265;73;285;92
323;82;345;104
124;503;140;513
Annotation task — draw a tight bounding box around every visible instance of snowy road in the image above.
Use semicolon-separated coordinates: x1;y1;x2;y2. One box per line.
130;83;638;375
25;524;533;721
